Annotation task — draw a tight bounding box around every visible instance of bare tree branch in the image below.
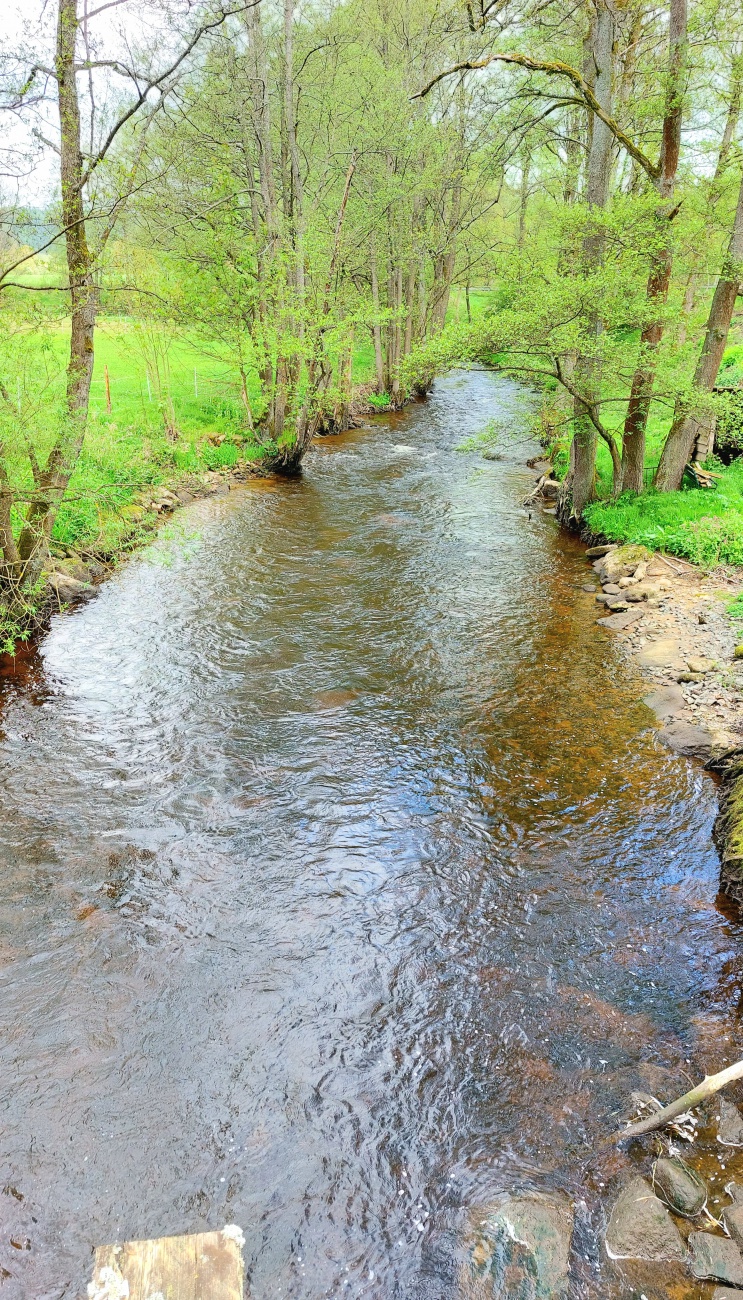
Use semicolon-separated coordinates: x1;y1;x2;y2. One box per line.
412;52;661;181
81;0;264;186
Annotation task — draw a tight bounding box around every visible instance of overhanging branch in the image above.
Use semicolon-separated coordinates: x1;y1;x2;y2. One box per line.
413;52;660;182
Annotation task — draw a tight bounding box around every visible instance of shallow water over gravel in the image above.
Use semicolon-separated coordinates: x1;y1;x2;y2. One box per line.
0;371;741;1299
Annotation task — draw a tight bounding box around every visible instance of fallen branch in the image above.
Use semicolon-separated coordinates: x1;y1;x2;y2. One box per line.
615;1060;743;1141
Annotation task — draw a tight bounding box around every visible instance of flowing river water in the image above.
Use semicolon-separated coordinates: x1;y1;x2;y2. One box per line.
1;371;742;1299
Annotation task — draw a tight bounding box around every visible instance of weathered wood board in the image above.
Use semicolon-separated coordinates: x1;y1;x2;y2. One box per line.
88;1226;246;1300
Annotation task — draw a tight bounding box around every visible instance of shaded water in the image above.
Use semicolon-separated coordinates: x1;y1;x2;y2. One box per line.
0;371;742;1299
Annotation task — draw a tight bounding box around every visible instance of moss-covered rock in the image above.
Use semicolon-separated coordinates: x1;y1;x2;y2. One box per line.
596;544;652;584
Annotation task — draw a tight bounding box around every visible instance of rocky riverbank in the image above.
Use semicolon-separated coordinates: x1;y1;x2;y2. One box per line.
579;539;743;904
460;1090;743;1300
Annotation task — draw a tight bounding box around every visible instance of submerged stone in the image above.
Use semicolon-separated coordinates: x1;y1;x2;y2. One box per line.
460;1193;573;1299
689;1231;743;1285
718;1099;743;1147
723;1202;743;1251
605;1177;686;1262
652;1156;706;1217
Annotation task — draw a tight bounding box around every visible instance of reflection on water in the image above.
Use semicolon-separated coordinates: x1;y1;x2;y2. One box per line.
0;372;741;1299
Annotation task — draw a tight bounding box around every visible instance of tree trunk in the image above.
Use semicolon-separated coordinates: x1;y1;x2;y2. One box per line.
655;166;743;491
620;0;687;494
370;237;385;391
564;0;615;520
17;0;96;581
518;151;531;251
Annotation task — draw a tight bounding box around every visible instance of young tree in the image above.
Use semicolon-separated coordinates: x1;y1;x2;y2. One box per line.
0;0;253;612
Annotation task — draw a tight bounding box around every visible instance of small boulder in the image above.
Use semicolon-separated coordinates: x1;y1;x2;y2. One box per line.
658;721;715;759
586;544;615;558
723;1202;743;1251
643;686;686;720
602;582;622;595
605;1177;686;1261
607;600;629;613
678;672;705;684
688;656;716;674
689;1232;743;1285
734;646;743;660
598;609;646;631
718;1099;743;1147
582;583;597;593
597;544;651;585
53;555;91;583
48;572;90;604
460;1193;573;1299
652;1156;707;1217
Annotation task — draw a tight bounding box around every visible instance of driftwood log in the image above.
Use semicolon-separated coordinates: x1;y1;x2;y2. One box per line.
614;1060;743;1141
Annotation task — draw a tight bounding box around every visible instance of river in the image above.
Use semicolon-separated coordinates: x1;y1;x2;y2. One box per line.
0;371;741;1298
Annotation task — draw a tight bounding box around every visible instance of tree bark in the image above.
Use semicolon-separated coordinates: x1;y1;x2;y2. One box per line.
566;0;615;520
17;0;96;580
655;166;743;491
370;237;385;391
620;0;687;495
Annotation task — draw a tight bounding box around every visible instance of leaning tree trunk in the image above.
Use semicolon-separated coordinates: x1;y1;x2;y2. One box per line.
620;0;686;494
655;166;743;491
562;0;615;521
15;0;96;587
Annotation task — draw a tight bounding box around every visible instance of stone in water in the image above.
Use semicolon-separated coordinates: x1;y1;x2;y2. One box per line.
652;1156;707;1217
605;1177;686;1261
689;1231;743;1285
460;1193;573;1298
718;1098;743;1146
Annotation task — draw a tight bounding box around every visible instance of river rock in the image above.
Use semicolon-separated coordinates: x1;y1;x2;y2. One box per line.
606;600;629;613
689;1232;743;1284
48;571;91;603
459;1193;573;1299
712;1290;743;1299
597;544;651;584
643;686;686;720
652;1156;707;1216
718;1099;743;1146
658;720;715;759
582;583;597;593
598;609;646;631
586;544;615;558
678;671;705;684
53;555;91;583
688;656;716;674
602;582;622;594
735;646;743;659
605;1177;686;1261
637;637;684;669
723;1203;743;1251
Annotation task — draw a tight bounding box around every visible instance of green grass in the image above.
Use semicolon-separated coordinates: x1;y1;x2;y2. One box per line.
585;459;743;567
9;316;381;556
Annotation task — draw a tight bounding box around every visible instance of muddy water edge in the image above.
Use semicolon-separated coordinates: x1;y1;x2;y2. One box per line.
0;370;741;1300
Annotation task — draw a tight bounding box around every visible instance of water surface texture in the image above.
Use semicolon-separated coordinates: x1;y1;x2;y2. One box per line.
1;372;741;1298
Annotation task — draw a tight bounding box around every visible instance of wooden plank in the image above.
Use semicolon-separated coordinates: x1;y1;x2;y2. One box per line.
88;1226;245;1300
